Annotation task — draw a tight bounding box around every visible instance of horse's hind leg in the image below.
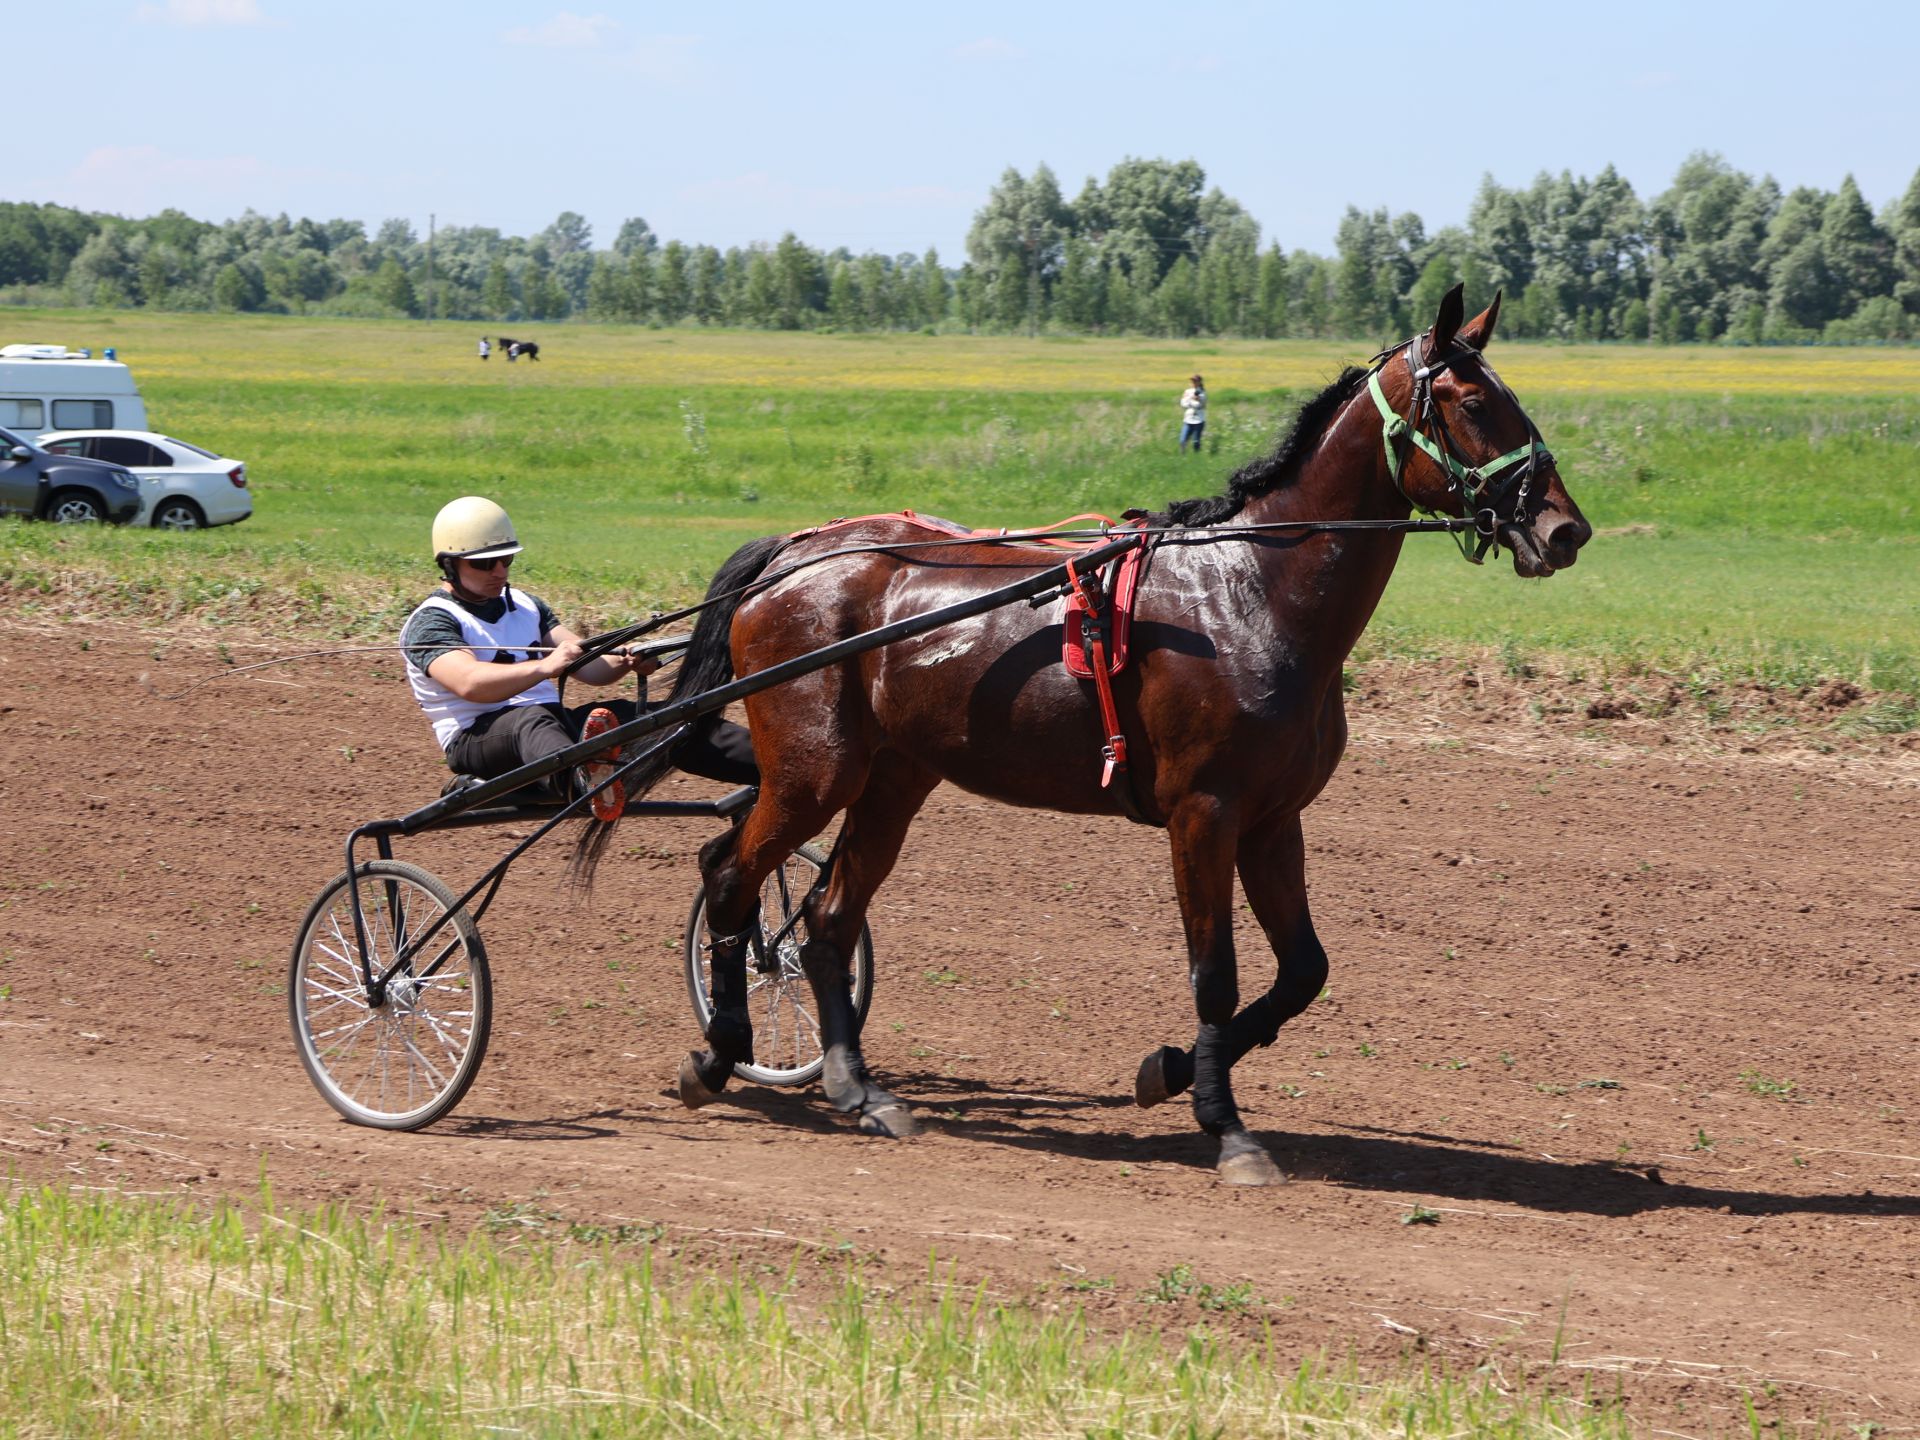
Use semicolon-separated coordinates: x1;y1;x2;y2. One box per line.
1136;810;1327;1117
802;751;937;1137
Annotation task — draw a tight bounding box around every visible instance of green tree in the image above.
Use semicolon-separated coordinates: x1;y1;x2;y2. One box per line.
373;256;418;316
586;254;628;320
1407;252;1461;330
212;261;260;311
612;217;658;257
690;245;724;323
1820;175;1891;317
540;211;592;257
827;259;858;327
1889;167;1920;314
1088;157;1206;285
482;260;513;319
1255;244;1288;337
740;245;777;326
625;246;654;322
967;164;1071;324
1154;254;1201;336
771;232;821;329
1053;234;1102;329
1333;206;1399;338
920;246;949;326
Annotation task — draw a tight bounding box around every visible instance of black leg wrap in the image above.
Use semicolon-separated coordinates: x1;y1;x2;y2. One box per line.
1227;993;1284;1060
1190;1022;1239;1137
704;927;755;1067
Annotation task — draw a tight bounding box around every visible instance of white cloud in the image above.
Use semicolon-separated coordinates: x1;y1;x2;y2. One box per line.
503;12;620;48
951;37;1026;62
135;0;263;24
612;33;700;82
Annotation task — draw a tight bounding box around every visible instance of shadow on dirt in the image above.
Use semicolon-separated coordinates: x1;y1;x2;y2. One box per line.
718;1075;1920;1220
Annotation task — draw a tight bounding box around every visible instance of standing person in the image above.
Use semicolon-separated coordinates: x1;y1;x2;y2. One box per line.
399;497;758;820
504;342;518;363
1178;373;1208;454
478;336;490;361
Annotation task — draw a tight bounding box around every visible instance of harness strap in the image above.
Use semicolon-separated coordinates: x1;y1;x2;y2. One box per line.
1065;555;1128;787
1061;551;1154;826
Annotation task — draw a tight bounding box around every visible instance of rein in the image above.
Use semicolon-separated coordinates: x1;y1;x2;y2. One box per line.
574;511;1481;664
1365;334;1553;564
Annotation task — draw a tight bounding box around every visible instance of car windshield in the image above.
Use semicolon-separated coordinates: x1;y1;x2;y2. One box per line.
162;436;220;460
0;425;26;449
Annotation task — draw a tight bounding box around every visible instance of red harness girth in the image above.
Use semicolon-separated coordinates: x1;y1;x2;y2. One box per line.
1065;553;1129;788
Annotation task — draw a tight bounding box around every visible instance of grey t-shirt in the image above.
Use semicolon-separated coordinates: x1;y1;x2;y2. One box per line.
400;588;560;672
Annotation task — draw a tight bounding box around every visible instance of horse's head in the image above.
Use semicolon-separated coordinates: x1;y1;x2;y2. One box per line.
1375;285;1591;577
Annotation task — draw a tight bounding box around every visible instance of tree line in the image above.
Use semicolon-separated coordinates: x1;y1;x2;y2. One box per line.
4;152;1918;342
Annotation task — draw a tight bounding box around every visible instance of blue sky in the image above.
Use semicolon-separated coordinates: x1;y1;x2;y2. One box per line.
16;1;1919;258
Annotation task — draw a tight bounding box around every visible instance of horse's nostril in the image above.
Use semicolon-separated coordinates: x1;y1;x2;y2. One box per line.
1548;520;1586;556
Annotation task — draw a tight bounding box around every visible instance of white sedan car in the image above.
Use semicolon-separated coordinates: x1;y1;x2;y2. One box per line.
39;429;251;530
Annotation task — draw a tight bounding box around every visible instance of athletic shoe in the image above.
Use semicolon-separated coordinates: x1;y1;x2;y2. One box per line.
577;706;626;822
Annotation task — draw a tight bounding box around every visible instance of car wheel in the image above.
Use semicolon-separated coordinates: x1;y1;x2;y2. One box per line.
48;491;105;524
152;498;206;531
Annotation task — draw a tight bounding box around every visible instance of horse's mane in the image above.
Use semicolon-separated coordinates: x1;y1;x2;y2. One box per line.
1153;366;1368;527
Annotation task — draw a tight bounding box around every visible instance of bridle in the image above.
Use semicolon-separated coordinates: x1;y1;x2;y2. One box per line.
1366;332;1555;564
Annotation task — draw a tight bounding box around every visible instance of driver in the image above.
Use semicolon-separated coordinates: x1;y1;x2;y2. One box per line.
400;496;757;818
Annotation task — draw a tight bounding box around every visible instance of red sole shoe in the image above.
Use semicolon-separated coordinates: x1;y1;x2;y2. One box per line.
578;706;626;822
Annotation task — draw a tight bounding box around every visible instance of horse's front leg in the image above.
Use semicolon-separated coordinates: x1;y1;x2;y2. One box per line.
1165;797;1284;1186
802;753;936;1138
679;818;764;1106
1136;809;1327;1123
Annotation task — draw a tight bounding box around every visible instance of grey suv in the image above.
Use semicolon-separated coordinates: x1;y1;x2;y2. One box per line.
0;424;143;523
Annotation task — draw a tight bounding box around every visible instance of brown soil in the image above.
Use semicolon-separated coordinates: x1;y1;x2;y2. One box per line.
4;620;1918;1436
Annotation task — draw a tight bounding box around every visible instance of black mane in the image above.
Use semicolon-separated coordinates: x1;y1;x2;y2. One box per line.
1152;366;1368;527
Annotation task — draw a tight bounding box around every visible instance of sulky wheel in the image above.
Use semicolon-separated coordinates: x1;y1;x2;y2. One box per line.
683;843;873;1087
289;859;492;1130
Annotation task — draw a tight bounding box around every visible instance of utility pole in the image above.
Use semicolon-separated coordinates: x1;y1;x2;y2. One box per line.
426;213;435;322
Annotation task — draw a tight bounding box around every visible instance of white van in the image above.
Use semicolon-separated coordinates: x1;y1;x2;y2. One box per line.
0;343;148;438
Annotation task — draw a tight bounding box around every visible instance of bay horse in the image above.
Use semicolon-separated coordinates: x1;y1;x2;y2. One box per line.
584;285;1590;1184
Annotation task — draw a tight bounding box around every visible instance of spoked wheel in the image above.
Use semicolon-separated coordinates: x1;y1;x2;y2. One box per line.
683;843;874;1087
289;859;492;1130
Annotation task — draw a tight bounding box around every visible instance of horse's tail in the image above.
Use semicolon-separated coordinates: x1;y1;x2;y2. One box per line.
569;533;789;891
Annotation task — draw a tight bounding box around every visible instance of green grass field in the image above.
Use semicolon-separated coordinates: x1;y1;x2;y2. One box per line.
0;1181;1668;1439
3;307;1916;694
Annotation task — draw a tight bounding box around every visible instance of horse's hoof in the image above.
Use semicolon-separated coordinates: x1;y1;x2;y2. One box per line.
857;1102;919;1138
1217;1144;1286;1187
1134;1046;1174;1108
677;1051;725;1110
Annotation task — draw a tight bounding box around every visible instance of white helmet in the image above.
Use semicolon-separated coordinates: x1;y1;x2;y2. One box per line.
431;496;522;561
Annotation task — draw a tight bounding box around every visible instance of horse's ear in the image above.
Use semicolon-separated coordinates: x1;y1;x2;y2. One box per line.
1431;283;1465;351
1458;290;1502;350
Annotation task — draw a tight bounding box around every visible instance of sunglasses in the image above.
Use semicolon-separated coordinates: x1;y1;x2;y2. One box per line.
464;555;514;572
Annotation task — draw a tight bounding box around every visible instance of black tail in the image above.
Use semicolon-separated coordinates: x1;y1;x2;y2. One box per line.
569;534;789;890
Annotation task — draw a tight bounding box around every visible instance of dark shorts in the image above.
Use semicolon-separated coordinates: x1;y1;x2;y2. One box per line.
446;700;758;791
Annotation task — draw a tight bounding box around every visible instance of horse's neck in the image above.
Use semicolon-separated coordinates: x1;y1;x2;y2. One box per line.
1229;386;1410;664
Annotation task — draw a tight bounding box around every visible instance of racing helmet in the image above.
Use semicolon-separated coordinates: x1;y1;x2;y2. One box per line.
432;496;523;562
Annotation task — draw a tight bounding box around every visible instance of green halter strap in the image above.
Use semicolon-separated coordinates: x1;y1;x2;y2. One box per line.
1366;358;1545;564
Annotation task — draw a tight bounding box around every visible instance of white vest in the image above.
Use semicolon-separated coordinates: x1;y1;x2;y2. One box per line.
402;588;558;749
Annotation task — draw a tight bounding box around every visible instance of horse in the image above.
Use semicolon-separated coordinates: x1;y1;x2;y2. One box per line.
581;285;1591;1185
497;336;540;362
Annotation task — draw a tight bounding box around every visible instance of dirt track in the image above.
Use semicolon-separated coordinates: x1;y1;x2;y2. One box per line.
4;619;1919;1434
